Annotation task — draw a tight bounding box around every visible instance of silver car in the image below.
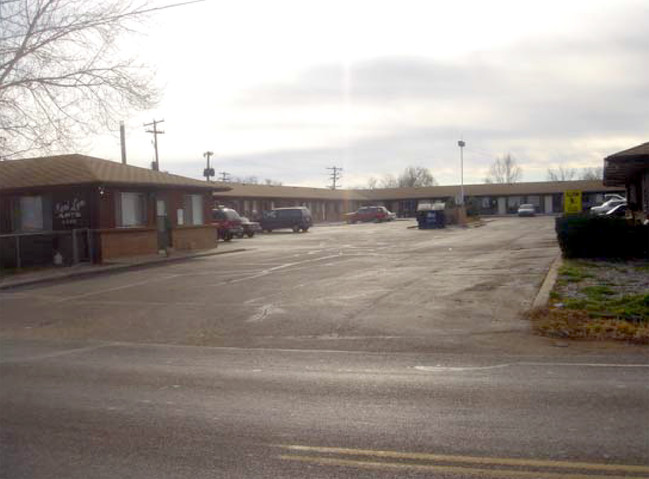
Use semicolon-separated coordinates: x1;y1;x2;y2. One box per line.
517;204;536;216
590;198;626;215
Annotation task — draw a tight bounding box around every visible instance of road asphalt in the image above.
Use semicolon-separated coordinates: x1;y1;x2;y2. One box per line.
1;217;648;478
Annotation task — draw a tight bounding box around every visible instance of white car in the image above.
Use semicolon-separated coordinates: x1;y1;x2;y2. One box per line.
517;204;536;216
590;198;626;215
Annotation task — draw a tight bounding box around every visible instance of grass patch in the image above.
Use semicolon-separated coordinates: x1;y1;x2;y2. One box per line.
581;285;616;300
558;263;594;283
560;293;649;322
532;258;649;344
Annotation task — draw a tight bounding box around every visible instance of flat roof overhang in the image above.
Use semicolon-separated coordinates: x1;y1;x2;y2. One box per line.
603;157;649;187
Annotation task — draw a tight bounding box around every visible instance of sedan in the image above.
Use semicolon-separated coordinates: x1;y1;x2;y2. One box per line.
604;203;627;217
517;204;536;217
591;198;626;215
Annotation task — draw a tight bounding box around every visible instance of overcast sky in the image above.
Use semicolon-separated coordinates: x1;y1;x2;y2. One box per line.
87;0;649;188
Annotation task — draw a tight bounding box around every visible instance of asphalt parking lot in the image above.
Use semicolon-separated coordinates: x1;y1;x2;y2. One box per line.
0;216;579;354
3;217;649;479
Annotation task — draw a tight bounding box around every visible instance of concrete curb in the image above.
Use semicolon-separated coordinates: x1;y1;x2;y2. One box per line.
532;254;563;308
0;248;247;291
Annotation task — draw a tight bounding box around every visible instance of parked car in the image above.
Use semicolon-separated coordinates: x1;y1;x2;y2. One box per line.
238;216;262;238
591;198;626;215
260;207;312;232
604;203;628;217
517;204;536;217
212;207;243;241
345;206;395;223
604;193;626;202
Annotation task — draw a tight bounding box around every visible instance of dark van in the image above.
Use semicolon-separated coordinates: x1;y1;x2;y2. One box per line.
260;207;312;233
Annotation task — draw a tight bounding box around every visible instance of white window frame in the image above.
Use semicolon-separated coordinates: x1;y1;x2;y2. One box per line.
182;194;204;226
117;192;147;227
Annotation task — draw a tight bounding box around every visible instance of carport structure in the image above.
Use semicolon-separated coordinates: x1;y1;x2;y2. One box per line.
604;141;649;220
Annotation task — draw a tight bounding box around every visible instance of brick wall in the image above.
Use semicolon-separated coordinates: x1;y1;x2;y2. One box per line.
171;225;217;251
99;228;157;260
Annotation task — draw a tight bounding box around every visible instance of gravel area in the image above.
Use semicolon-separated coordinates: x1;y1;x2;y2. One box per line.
554;259;649;301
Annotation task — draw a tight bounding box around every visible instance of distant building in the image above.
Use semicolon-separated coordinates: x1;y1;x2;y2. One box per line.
0;155;229;268
215;180;624;221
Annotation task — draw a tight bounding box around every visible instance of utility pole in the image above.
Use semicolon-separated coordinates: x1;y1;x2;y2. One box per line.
327;166;343;190
219;171;231;182
119;121;127;165
203;151;215;182
144;119;165;171
457;139;465;205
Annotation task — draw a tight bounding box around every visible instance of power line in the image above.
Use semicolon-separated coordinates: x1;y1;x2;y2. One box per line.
218;171;231;182
326;166;343;190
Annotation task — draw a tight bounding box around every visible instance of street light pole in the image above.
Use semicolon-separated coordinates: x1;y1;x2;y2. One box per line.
458;139;466;205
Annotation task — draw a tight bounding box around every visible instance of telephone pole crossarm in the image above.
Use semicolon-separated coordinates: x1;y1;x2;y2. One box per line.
203;151;215;182
144;119;165;171
326;166;343;190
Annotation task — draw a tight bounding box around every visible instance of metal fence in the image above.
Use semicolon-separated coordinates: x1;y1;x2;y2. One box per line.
0;229;95;270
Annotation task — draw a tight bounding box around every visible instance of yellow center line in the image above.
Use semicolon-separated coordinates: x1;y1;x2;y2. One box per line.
280;455;649;479
277;445;649;474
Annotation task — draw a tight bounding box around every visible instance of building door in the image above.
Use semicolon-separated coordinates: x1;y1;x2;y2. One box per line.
544;195;553;214
156;199;172;250
497;197;507;215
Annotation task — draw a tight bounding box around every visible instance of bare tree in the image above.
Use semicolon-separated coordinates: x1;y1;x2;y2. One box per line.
379;173;399;188
547;165;576;182
0;0;159;157
264;178;282;186
580;166;603;181
232;175;258;184
484;154;523;184
397;165;438;187
366;176;378;190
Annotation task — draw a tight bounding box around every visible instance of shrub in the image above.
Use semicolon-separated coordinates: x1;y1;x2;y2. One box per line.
555;214;649;259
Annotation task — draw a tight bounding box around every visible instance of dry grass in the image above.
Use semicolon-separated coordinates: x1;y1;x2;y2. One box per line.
527;307;649;344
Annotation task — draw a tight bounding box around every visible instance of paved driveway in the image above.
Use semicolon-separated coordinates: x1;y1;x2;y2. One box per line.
0;217;568;354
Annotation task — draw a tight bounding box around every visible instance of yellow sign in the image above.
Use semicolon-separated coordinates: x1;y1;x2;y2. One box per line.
564;190;582;214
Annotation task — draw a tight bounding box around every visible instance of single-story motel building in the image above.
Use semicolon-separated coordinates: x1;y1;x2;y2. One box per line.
214;179;625;222
1;154;229;268
4;145;646;267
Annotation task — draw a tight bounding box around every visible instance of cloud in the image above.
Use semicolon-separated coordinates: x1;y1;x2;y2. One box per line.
229;7;649;149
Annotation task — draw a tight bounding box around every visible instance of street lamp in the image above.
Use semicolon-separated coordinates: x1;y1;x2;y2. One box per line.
457;140;465;205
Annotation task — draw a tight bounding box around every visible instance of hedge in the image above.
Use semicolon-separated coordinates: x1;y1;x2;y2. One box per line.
555;214;649;259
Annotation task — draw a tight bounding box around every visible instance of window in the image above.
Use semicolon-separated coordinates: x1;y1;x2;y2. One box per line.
117;192;146;227
13;195;52;232
19;196;44;231
183;194;204;225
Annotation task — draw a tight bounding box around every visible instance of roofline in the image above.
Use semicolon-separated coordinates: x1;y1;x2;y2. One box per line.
0;181;231;195
604;141;649;160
